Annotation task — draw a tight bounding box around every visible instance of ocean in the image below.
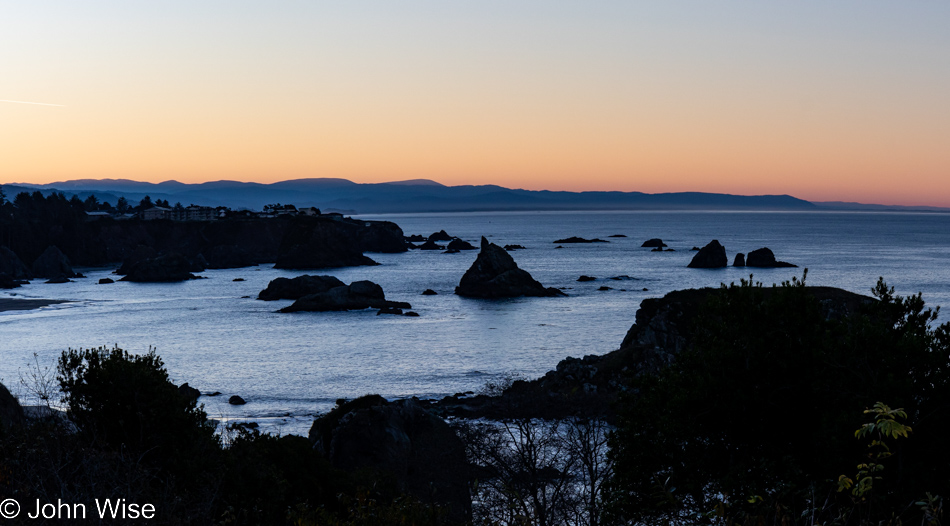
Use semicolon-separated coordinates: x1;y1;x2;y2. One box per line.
2;210;949;435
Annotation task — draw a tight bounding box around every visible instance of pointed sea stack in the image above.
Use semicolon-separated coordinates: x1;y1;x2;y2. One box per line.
456;237;565;298
687;240;727;268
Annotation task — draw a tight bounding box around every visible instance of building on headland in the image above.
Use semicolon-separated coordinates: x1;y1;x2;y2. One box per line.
142;206;172;220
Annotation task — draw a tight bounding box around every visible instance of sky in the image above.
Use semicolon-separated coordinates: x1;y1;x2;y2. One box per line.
2;2;949;206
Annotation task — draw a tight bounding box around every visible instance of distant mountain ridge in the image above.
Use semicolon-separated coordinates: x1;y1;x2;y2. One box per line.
3;178;928;213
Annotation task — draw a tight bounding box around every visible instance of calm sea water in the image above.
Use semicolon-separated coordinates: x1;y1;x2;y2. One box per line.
2;211;950;435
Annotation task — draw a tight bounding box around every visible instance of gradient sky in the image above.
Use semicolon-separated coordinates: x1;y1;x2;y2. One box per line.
2;2;949;205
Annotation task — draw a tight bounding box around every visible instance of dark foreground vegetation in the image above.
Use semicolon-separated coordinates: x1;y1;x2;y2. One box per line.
2;275;949;525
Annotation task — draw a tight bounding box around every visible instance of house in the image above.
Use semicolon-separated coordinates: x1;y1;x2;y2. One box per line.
142;206;172;220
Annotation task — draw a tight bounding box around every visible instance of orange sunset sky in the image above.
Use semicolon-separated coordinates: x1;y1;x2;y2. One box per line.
2;2;949;206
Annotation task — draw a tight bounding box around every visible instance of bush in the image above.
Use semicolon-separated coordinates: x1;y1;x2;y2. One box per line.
608;277;950;525
57;346;220;475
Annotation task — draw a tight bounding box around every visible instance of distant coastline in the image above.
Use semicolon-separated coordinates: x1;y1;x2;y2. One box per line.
4;178;947;215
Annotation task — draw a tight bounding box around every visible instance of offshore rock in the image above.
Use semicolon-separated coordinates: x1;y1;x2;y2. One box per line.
746;247;797;268
120;253;200;282
687;240;727;268
446;238;477;251
455;237;565;298
427;230;453;242
553;236;608;243
641;238;667;248
258;275;346;301
734;253;746;267
32;245;78;279
0;247;32;280
309;396;471;522
419;240;444;250
280;280;411;312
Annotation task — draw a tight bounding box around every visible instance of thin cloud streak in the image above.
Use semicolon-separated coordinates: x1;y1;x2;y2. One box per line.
0;99;65;107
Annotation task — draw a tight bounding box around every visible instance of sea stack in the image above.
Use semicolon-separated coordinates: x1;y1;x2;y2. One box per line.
687;240;728;268
456;237;565;298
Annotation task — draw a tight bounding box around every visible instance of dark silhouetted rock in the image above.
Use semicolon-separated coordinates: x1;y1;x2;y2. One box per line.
258;275;346;301
609;234;627;238
687;240;727;268
120;253;200;282
46;276;70;284
116;245;158;275
99;277;115;284
554;236;608;243
1;382;25;429
651;247;664;252
597;286;612;291
233;278;244;282
610;275;632;280
446;238;476;251
0;274;21;289
641;238;667;248
422;289;437;295
428;230;453;242
455;237;565;298
377;307;403;315
179;383;200;402
32;246;77;279
734;253;746;267
691;246;701;251
404;311;419;317
419;240;444;250
0;247;32;280
200;244;256;269
280;280;411;313
274;217;390;269
746;247;798;268
228;395;246;405
309;396;471;522
577;275;596;282
406;234;426;242
504;244;526;251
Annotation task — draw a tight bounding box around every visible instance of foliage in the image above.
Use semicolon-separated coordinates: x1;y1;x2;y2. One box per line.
608;276;950;525
458;417;613;526
57;345;220;475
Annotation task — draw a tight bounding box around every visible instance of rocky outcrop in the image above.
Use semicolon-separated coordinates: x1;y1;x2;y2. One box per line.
120;253;200;282
577;275;596;282
427;230;453;242
687;240;727;268
0;247;32;280
280;280;411;312
503;244;525;251
456;238;565;298
746;247;797;268
432;286;874;421
179;383;200;402
309;396;471;522
229;395;246;405
274;217;386;269
32;246;78;279
200;245;256;269
446;239;477;251
553;237;608;244
0;382;25;429
641;238;666;248
406;234;426;242
734;253;745;267
0;274;21;289
258;275;346;301
419;240;444;250
422;289;437;295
